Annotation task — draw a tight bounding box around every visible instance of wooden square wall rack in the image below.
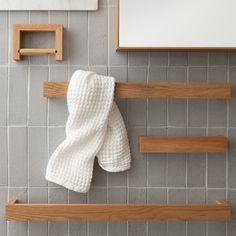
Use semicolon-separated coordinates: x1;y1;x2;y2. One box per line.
13;24;63;61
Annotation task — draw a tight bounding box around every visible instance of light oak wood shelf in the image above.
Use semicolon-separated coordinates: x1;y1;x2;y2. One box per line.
13;24;63;61
43;82;231;99
5;199;231;222
139;136;228;153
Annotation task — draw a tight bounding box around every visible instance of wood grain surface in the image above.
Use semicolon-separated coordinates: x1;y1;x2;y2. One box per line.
5;200;231;222
19;48;57;56
43;82;231;99
139;136;228;153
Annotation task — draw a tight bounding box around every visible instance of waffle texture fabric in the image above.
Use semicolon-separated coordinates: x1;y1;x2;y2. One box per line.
45;70;131;193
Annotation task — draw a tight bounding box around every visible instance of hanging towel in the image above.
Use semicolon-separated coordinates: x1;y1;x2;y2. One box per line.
45;70;131;193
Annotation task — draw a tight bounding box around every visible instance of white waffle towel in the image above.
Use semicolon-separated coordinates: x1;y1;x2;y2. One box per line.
45;70;131;193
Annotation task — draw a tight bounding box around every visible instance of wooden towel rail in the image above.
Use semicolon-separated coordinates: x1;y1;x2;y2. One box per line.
140;136;228;153
43;82;231;99
5;199;231;222
19;48;57;56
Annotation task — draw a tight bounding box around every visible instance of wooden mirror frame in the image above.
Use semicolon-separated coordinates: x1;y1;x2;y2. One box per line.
115;0;236;51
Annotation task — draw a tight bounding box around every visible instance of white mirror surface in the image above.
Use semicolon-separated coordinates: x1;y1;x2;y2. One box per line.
0;0;98;11
118;0;236;49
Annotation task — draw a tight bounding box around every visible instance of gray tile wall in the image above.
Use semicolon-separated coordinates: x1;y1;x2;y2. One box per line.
0;0;235;235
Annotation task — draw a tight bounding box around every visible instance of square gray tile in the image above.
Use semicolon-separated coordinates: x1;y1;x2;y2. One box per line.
188;52;208;66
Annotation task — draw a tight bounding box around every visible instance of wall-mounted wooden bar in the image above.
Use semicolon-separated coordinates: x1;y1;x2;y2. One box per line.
19;48;57;56
139;136;228;153
43;82;231;99
5;199;230;222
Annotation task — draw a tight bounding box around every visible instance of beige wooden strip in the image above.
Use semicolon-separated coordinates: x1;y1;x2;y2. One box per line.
139;136;228;153
13;26;21;60
19;48;56;56
43;82;231;99
55;25;63;61
5;200;231;222
14;24;62;32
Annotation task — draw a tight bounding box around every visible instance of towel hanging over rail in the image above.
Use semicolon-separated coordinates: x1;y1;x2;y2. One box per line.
45;70;131;193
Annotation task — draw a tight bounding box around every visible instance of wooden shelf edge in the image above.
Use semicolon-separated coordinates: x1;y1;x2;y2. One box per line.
5;199;231;222
139;136;228;153
43;81;231;99
14;24;63;32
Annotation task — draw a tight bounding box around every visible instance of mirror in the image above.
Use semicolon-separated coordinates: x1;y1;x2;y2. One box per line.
116;0;236;50
0;0;98;11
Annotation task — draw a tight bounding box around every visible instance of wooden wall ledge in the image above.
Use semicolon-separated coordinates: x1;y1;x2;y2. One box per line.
5;199;231;222
43;82;231;99
139;136;228;153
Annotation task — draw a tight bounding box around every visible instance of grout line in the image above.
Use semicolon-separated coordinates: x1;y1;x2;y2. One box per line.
0;185;228;189
6;10;10;236
66;10;70;236
86;10;90;236
185;54;189;236
166;51;170;236
106;5;110;236
126;51;129;236
226;52;230;236
3;186;235;190
2;125;236;129
26;10;30;236
146;52;150;236
87;9;90;67
47;10;51;236
1;64;236;68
